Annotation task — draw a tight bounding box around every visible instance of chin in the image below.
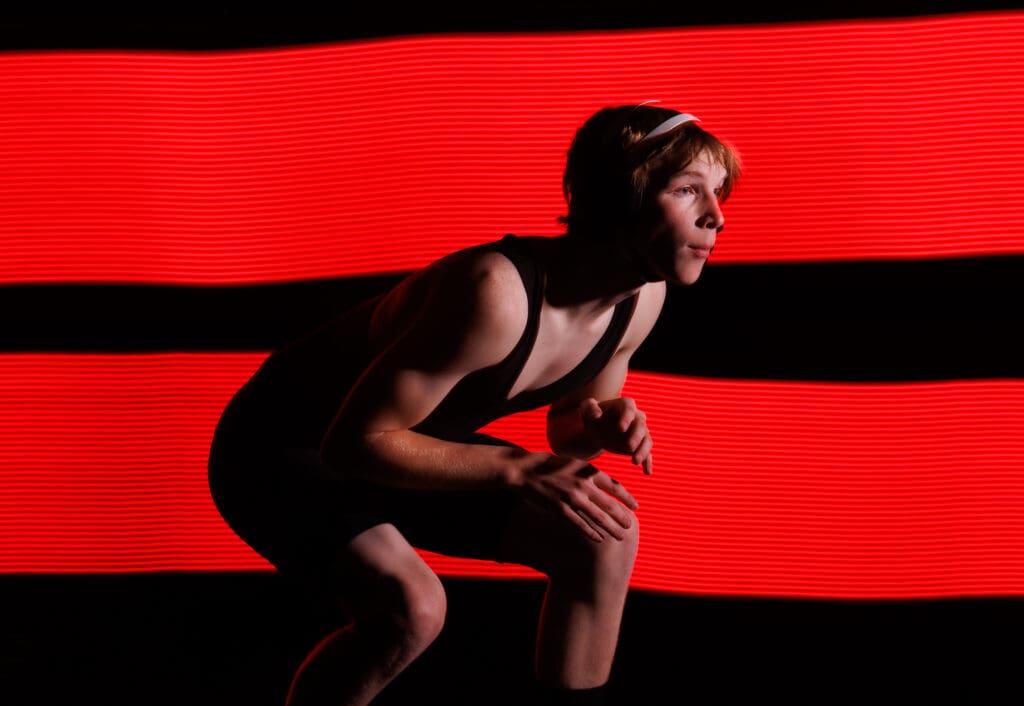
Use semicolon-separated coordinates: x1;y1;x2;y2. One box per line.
675;262;706;286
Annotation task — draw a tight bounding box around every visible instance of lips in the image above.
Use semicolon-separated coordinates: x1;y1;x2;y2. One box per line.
687;244;713;258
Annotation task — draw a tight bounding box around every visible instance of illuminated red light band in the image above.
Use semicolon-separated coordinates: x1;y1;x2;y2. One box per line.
2;12;1023;284
1;354;1022;599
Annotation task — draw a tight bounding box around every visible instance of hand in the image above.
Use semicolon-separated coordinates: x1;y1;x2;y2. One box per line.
580;397;653;475
519;453;638;542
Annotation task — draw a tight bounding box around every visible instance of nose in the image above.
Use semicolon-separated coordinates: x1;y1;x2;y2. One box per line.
697;198;725;232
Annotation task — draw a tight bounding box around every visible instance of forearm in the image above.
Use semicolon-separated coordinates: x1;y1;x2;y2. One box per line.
321;428;530;491
547;405;604;461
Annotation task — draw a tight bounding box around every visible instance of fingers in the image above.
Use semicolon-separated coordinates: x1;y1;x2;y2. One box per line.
593;473;639;511
569;494;632;542
561;505;605;542
616;404;639;434
561;473;638;543
623;412;646;448
529;455;640;543
581;398;603;421
632;432;653;474
624;415;645;453
623;414;653;473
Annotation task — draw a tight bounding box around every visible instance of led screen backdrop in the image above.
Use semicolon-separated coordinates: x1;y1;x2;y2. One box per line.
2;10;1022;600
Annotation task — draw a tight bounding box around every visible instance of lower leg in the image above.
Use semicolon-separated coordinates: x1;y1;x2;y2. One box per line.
285;618;416;706
497;499;639;704
285;525;447;706
534;577;630;689
527;577;632;706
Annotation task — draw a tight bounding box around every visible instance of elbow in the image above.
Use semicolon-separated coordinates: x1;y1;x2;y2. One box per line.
546;428;570;458
547;438;575;460
545;419;566;456
318;435;342;471
548;438;593;461
547;427;603;461
320;429;370;470
320;428;388;476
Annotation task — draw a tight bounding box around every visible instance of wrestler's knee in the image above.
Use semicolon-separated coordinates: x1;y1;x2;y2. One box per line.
335;528;448;656
366;564;447;655
402;571;447;650
590;509;639;576
502;501;640;588
550;509;640;586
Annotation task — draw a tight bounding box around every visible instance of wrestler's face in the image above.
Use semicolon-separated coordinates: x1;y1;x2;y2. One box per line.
640;151;727;286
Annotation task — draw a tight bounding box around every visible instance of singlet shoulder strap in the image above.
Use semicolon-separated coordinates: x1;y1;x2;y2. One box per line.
407;233;544;439
503;288;638;415
484;233;545;393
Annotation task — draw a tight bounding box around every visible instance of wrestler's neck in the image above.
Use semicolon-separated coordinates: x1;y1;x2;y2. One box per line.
536;230;654;321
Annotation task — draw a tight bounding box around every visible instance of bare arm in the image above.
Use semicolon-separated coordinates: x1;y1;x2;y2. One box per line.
321;250;642;541
319;251;534;491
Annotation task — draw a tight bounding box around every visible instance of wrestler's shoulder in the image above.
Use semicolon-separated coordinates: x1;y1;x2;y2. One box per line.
423;243;527;307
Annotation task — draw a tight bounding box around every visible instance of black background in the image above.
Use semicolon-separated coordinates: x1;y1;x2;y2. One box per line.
2;5;1023;705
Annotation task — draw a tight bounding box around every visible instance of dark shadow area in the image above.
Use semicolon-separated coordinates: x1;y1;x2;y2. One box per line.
2;572;1021;705
0;5;1016;50
4;256;1022;382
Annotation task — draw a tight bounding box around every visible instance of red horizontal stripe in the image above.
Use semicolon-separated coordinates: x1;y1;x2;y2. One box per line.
0;354;1022;598
1;12;1023;283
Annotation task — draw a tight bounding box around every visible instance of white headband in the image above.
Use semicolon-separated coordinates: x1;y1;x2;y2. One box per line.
640;113;700;142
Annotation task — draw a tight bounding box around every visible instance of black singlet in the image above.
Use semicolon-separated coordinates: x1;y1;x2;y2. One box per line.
222;233;638;448
412;233;638;439
207;233;639;573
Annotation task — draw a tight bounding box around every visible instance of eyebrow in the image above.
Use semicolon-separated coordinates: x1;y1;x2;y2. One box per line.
671;170;726;186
